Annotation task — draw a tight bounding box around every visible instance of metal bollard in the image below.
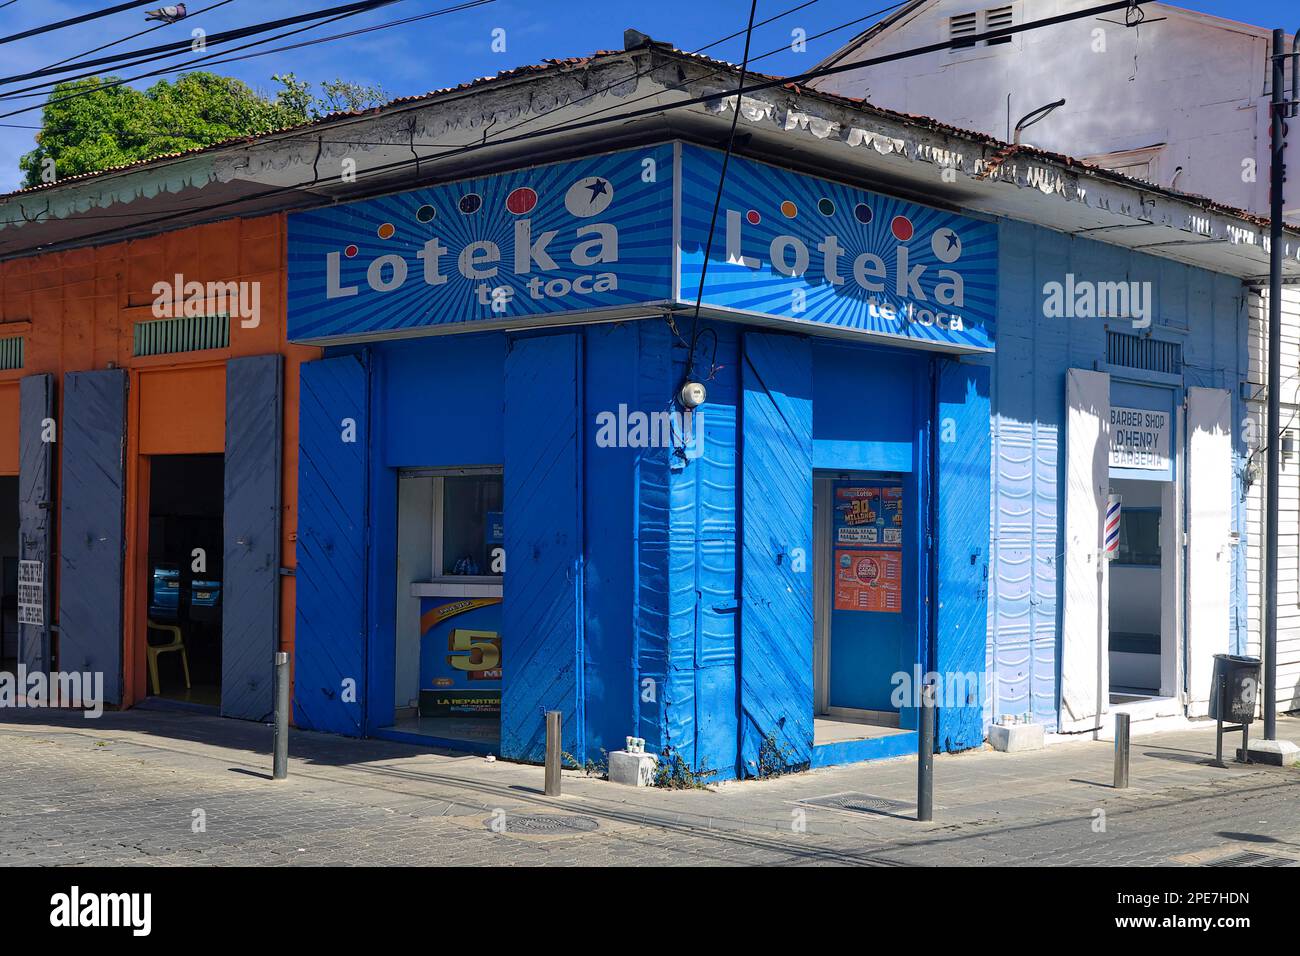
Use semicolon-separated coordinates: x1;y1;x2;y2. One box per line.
544;710;562;796
1113;712;1130;789
273;651;289;780
917;681;935;821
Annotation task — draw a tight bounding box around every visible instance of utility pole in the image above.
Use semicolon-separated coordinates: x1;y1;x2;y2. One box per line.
1265;29;1288;743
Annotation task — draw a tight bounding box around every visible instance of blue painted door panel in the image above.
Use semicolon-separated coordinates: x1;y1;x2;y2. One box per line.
59;369;127;703
934;359;991;752
295;354;368;736
501;333;582;763
17;374;54;675
739;331;814;775
222;354;283;721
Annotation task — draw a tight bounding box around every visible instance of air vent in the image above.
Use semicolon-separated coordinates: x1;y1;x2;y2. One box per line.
133;314;230;357
950;12;978;47
0;335;23;370
985;5;1013;44
1106;330;1182;376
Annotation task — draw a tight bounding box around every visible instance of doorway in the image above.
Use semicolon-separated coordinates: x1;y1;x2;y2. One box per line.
813;472;915;745
389;467;503;751
145;454;224;708
1107;477;1176;703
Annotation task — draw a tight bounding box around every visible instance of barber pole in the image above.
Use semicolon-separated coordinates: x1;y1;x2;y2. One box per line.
1104;494;1122;559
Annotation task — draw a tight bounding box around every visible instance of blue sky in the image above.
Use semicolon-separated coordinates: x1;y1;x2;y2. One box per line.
0;0;1294;192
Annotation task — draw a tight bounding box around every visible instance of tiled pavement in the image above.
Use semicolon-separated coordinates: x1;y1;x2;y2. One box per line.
0;708;1296;866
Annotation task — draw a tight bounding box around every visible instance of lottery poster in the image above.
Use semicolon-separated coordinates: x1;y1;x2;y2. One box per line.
832;481;904;613
418;596;503;716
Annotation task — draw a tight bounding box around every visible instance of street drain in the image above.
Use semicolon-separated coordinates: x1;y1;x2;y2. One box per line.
484;813;600;835
1205;851;1298;867
798;792;915;815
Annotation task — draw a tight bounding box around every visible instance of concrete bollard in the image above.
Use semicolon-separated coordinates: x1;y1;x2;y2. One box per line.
273;651;289;781
544;710;562;796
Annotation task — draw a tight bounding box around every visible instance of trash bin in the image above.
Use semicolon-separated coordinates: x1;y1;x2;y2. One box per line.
1208;653;1261;723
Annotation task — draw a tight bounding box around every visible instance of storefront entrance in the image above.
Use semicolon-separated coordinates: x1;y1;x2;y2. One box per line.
144;454;225;708
1107;477;1177;704
388;467;503;751
813;471;916;747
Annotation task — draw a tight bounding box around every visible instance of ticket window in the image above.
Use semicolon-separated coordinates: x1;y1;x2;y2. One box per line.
394;468;503;736
814;472;911;727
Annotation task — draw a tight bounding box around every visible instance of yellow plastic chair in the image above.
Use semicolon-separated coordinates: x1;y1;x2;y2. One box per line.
146;620;191;696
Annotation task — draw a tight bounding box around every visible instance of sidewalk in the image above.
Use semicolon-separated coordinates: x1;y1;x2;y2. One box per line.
0;707;1296;866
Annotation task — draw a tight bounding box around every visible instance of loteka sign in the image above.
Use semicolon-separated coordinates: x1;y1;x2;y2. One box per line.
287;145;676;341
679;144;998;351
287;141;998;351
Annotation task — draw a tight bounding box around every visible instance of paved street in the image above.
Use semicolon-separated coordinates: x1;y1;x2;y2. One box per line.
0;708;1296;866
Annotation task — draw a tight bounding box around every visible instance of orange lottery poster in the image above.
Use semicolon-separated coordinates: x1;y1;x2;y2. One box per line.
834;548;902;613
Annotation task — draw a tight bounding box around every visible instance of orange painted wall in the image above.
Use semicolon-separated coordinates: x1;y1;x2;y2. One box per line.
0;381;18;475
0;213;319;707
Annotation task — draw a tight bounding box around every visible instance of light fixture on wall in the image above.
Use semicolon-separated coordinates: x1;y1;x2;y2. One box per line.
1283;430;1296;463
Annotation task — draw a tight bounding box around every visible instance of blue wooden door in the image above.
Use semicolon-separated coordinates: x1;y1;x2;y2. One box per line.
295;354;368;736
934;359;991;752
59;369;127;703
500;333;582;763
739;331;813;775
17;373;54;675
222;354;283;721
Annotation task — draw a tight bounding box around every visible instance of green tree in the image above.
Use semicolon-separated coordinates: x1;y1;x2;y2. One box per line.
19;71;386;188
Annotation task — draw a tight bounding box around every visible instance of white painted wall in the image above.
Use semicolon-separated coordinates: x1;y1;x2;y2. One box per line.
811;0;1296;220
1246;287;1300;714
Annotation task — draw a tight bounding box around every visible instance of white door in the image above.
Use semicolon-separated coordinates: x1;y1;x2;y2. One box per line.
1185;387;1233;716
1061;369;1110;732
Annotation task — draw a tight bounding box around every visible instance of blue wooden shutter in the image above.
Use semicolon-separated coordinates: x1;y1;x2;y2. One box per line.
500;333;582;763
59;369;127;703
17;373;54;675
295;354;368;736
934;359;991;752
222;354;283;721
739;331;813;775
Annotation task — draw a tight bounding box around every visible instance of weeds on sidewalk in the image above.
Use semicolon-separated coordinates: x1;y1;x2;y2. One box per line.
654;746;717;790
756;732;805;779
561;749;609;780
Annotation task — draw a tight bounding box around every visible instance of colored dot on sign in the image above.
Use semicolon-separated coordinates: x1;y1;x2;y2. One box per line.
817;198;835;216
891;215;914;241
506;187;538;215
377;222;395;240
459;193;482;214
416;204;436;223
780;200;798;218
746;209;761;225
344;244;358;258
854;203;873;224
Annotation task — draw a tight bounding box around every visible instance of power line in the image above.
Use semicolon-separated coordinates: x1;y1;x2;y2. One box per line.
10;0;835;139
685;0;759;378
39;0;239;73
0;0;434;111
4;0;1144;244
0;1;158;47
0;0;402;86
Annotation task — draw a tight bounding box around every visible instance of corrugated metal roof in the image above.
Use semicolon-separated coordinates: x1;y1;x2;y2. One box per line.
0;39;1286;234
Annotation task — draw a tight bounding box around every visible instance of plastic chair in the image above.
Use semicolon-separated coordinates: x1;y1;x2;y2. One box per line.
146;619;191;696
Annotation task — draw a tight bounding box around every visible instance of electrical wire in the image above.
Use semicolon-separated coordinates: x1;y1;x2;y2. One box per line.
0;1;157;47
7;0;840;141
2;0;1147;244
0;0;403;86
683;0;759;384
38;0;239;73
